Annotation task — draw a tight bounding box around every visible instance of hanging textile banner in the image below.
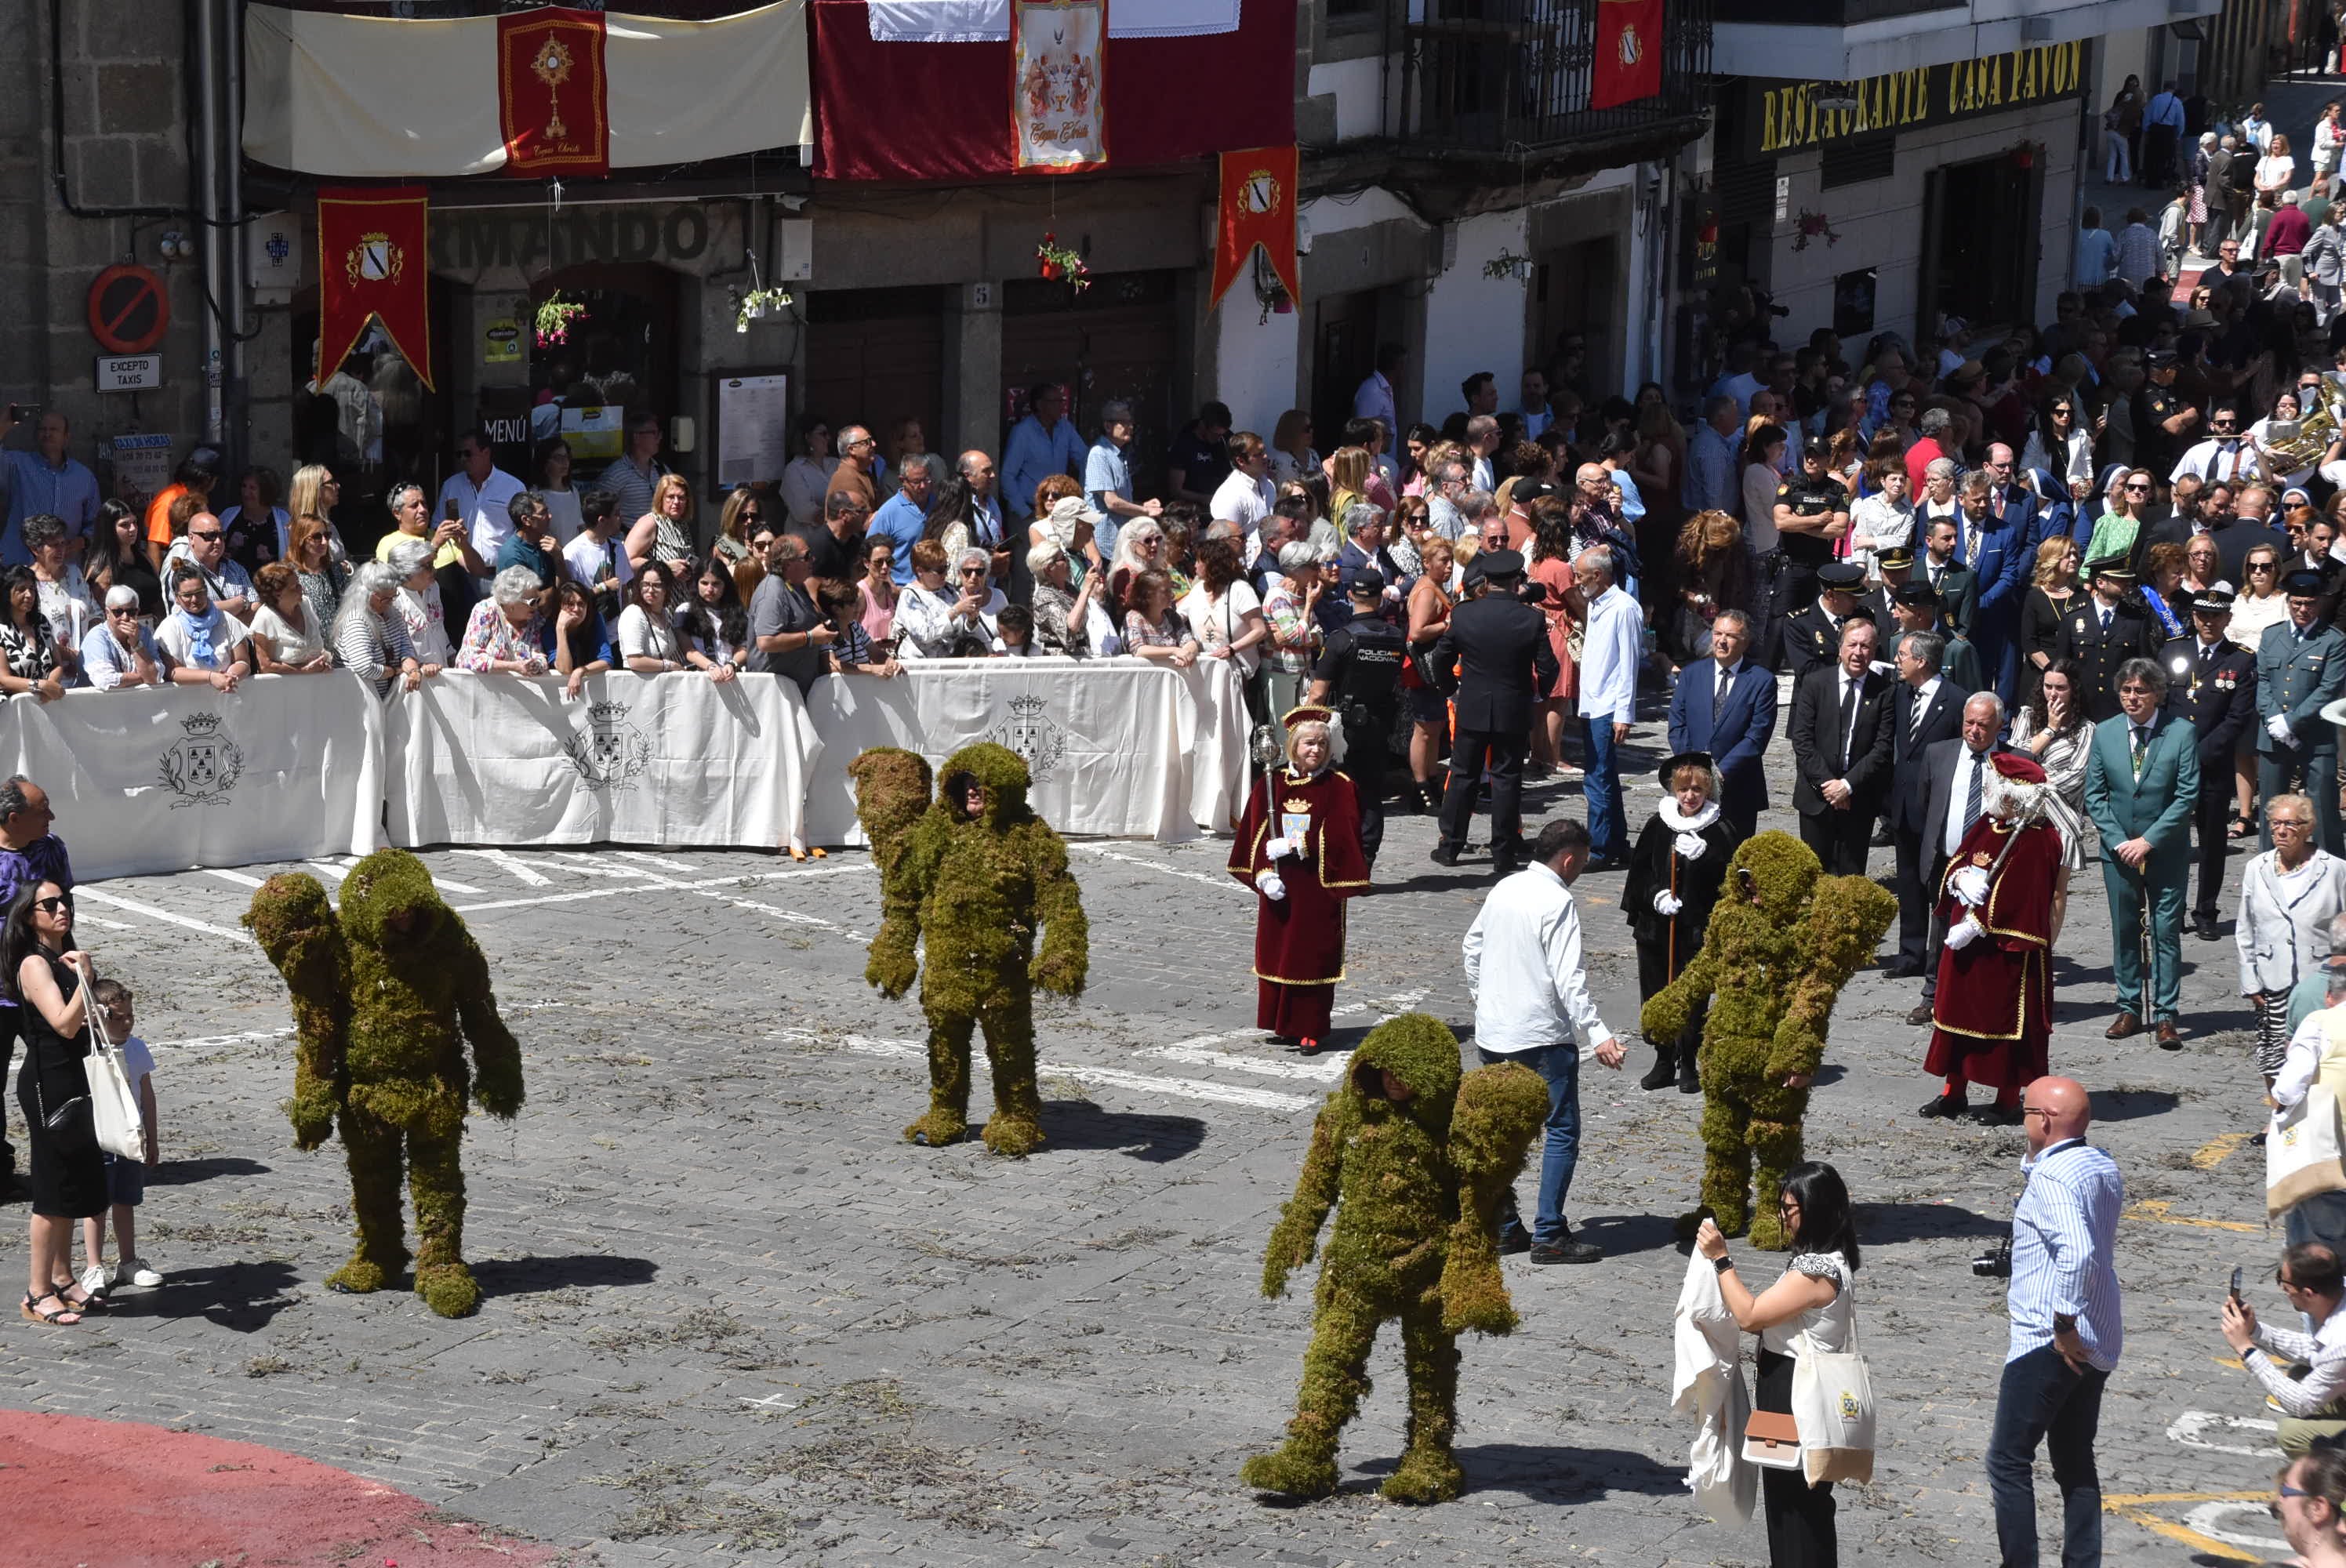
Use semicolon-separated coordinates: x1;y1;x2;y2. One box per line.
1208;143;1298;312
498;7;611;176
1591;0;1665;111
316;186;434;390
1010;0;1107;172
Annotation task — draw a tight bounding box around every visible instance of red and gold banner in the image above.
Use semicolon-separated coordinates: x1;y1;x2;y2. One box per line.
1011;0;1107;172
498;8;610;176
1591;0;1665;110
1209;144;1299;313
316;187;434;390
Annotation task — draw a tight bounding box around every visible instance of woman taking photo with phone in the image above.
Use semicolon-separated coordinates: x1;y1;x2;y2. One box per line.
10;880;102;1325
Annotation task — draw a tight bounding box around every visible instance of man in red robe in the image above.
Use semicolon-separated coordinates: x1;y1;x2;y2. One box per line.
1228;706;1370;1052
1923;752;2063;1125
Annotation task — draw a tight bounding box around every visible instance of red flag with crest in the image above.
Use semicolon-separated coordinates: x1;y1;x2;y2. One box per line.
1591;0;1665;110
1210;145;1300;313
316;187;434;390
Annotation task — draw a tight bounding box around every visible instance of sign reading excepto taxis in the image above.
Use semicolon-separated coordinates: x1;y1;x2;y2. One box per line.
1743;42;2084;156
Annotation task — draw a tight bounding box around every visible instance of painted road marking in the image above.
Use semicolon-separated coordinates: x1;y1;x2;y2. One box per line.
2190;1131;2253;1170
576;856;862;939
202;868;267;888
773;1028;1315;1113
1138;991;1432;1081
611;849;699;874
2166;1410;2282;1457
1072;843;1249;892
2183;1501;2290;1553
74;886;252;944
2104;1493;2272;1563
449;848;551;887
2126;1200;2261;1233
449;864;873;916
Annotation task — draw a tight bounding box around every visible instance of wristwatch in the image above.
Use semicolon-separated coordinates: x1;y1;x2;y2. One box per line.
2053;1312;2077;1334
1712;1256;1734;1274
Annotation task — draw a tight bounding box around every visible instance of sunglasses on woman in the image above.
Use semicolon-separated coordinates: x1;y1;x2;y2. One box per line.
33;896;70;913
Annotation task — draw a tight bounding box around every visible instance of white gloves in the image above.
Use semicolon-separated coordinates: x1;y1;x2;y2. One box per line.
1257;869;1287;902
2272;713;2300;746
1951;866;1991;908
1266;836;1296;861
1674;832;1708;861
1945;915;1984;950
1653;891;1684;916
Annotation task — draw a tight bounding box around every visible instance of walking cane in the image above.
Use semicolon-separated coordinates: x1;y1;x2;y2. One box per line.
1667;851;1679;984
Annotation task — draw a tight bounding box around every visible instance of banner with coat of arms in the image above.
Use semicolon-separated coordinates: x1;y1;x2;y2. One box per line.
1591;0;1665;111
497;7;611;176
1010;0;1106;171
316;186;434;389
1208;144;1298;313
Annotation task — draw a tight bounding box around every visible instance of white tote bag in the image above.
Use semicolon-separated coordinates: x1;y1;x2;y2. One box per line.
2270;1085;2346;1218
82;983;144;1162
1790;1295;1876;1486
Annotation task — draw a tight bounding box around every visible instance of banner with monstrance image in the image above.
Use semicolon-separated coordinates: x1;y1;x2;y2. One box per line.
1011;0;1106;171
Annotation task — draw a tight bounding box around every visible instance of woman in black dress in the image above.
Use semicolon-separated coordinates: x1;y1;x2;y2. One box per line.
2016;534;2082;716
11;880;104;1324
1624;752;1745;1092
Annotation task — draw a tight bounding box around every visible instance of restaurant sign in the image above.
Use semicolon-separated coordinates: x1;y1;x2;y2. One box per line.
1742;42;2083;156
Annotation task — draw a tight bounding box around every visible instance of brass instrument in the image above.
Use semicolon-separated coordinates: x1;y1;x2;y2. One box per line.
2262;390;2342;474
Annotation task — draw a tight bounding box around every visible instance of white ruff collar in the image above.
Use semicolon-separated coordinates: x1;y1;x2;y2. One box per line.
1658;798;1722;833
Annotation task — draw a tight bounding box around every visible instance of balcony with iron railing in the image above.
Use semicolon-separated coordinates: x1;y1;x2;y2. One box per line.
1393;0;1713;157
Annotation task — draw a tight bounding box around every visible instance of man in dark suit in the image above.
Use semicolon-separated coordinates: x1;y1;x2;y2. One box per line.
1433;550;1558;875
1666;608;1777;839
2056;557;2161;722
2257;568;2346;855
1780;561;1875;686
1955;469;2033;706
1914;519;1978;639
2161;589;2258;938
1787;618;1894;874
1912;691;2014;1025
1335;503;1407;602
1886;628;1972;982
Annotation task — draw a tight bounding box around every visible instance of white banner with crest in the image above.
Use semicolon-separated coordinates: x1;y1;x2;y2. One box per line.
381;670;824;850
0;673;385;883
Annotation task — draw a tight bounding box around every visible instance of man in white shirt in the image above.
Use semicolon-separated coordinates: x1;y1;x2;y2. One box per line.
1353;343;1404;448
1465;416;1501;492
562;488;636;637
2172;403;2263;488
1462;818;1626;1265
436;428;527;585
2223;1236;2346;1454
1575;549;1643;869
1518;368;1552;440
1211;433;1277;536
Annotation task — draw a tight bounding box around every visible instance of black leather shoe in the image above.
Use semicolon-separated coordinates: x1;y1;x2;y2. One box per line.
1883;961;1923;980
1496;1229;1532;1256
1638;1054;1677;1091
1429;843;1460;867
2192;915;2221;942
1529;1232;1603;1265
1869;824;1894;847
1919;1093;1967;1119
1969;1104;2023;1127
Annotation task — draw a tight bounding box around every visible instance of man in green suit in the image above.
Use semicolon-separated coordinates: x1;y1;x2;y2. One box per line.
2084;656;2200;1047
2257;568;2346;856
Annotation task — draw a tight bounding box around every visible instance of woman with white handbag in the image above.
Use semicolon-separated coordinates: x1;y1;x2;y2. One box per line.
1695;1162;1868;1567
6;880;106;1326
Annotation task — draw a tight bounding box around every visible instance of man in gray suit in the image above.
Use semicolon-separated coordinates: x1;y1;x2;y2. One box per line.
2259;569;2346;856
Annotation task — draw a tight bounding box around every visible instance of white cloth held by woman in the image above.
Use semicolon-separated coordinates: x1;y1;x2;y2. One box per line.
1672;1249;1757;1523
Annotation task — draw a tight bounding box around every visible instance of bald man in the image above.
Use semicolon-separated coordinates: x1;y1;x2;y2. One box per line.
1987;1076;2124;1568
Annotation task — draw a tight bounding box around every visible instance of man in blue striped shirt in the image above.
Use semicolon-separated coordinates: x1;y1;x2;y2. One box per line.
1988;1076;2124;1568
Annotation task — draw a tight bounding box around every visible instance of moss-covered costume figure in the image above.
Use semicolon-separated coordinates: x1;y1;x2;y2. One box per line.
244;848;524;1317
1641;832;1894;1250
859;742;1088;1157
1244;1014;1547;1504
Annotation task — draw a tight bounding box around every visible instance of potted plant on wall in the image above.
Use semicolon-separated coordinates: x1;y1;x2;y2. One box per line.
734;285;793;333
1036;231;1091;294
534;292;586;349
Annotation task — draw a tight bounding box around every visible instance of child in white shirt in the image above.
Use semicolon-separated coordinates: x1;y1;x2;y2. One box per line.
78;978;161;1294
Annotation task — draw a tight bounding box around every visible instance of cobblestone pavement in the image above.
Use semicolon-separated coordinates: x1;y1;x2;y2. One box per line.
0;684;2308;1565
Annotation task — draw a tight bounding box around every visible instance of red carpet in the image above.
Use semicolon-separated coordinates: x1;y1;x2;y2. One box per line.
0;1410;562;1566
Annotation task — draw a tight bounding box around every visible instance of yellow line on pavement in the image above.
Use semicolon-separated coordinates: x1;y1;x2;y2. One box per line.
2190;1131;2253;1170
2126;1200;2261;1233
2103;1492;2268;1563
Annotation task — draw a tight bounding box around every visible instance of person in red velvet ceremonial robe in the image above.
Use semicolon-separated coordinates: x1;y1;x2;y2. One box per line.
1228;706;1370;1054
1924;751;2065;1127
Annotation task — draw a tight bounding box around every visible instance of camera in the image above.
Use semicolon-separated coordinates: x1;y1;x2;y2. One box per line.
1973;1232;2013;1279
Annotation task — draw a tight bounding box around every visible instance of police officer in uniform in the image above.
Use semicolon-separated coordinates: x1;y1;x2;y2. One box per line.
1309;570;1407;869
2057;556;2162;721
1771;437;1850;665
2159;588;2258;938
2132;348;2199;487
1782;560;1873;684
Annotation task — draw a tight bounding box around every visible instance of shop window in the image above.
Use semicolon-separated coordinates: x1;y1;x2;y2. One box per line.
521;265;681;487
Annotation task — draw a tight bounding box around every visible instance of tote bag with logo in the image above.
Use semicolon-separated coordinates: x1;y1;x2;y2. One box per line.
1791;1299;1876;1486
2269;1084;2346;1218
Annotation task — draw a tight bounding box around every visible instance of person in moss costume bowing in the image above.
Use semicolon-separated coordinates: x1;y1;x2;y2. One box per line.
244;848;523;1318
1641;832;1894;1250
1244;1013;1548;1504
861;742;1088;1156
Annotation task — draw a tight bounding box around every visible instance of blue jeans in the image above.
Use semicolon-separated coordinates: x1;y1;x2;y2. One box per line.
1580;716;1626;861
1986;1344;2108;1568
1478;1043;1581;1246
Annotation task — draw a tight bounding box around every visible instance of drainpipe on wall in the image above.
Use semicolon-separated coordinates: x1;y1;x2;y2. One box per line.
223;0;247;479
194;0;225;448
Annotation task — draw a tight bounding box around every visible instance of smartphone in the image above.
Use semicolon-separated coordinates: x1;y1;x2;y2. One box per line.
445;497;462;522
6;403;38;423
2231;1265;2245;1308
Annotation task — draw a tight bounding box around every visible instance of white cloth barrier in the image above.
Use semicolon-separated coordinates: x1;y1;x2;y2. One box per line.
0;673;384;882
381;670;824;851
799;657;1251;845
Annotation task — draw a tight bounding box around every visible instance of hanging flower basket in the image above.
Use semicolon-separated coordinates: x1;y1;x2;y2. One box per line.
534;292;586;349
1036;231;1091;294
734;286;794;334
1792;210;1842;252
